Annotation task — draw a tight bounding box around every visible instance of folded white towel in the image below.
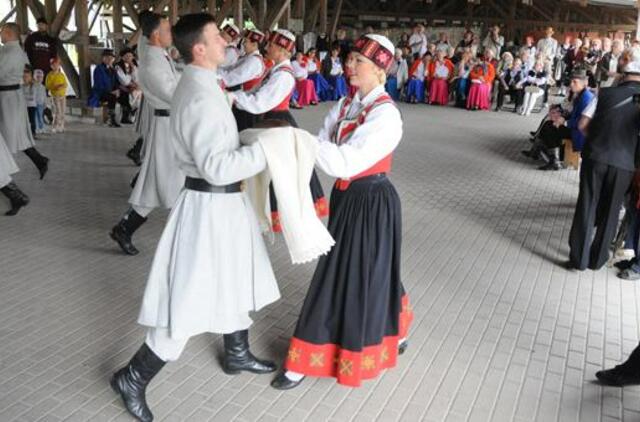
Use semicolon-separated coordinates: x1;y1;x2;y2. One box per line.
241;127;335;264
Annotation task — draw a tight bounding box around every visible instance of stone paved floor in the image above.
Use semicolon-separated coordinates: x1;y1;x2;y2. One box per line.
1;103;640;422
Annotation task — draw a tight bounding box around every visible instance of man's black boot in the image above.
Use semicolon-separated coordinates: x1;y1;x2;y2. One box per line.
222;330;277;375
1;182;30;216
23;147;49;179
111;344;165;422
109;208;147;255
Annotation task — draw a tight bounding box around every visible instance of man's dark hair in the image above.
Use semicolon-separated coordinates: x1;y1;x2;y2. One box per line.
172;13;216;64
140;11;163;38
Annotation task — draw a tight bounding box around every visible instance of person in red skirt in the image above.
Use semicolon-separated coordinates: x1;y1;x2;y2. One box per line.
271;33;414;390
467;50;496;111
428;49;454;105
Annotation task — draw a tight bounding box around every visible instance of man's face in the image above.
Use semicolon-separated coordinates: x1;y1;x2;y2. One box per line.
158;19;173;48
612;42;623;56
104;55;115;66
0;26;15;43
570;78;586;93
202;23;227;67
545;28;553;38
37;22;48;33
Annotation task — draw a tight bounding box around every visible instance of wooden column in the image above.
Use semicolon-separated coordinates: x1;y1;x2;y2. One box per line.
636;1;640;41
207;0;216;14
233;0;243;26
16;0;29;33
329;0;343;40
76;0;91;100
319;0;327;34
112;0;124;51
169;0;178;24
279;4;290;28
45;0;57;24
258;0;267;28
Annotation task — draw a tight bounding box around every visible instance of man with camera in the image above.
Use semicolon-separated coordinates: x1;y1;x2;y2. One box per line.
565;47;640;272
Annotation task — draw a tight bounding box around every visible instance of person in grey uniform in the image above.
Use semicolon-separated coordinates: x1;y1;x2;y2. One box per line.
110;13;184;255
0;23;49;180
110;14;279;422
0;130;29;216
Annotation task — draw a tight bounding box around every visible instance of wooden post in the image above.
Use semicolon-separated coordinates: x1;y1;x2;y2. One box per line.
258;0;267;28
319;0;327;34
76;0;91;100
279;3;290;28
636;0;640;41
207;0;216;15
45;0;56;24
233;0;243;27
16;0;29;33
112;0;123;51
169;0;178;24
329;0;343;40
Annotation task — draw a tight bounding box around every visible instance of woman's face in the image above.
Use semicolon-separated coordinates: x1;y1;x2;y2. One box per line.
347;52;379;88
513;59;522;68
308;49;316;58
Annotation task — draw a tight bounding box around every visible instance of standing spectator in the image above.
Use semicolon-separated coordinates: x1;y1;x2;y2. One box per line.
555;35;572;95
23;17;58;79
88;49;122;128
537;27;558;64
565;51;640;271
409;24;427;58
23;68;37;137
521;36;537;69
598;39;623;88
436;32;450;52
482;25;504;57
32;69;47;134
336;28;352;64
316;32;329;60
586;38;603;87
45;57;67;133
457;30;474;54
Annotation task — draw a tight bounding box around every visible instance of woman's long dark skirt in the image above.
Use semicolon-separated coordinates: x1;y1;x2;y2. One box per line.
284;174;413;387
262;110;328;231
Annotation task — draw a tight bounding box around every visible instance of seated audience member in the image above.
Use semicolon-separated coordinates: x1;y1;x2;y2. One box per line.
306;48;331;101
114;48;139;124
385;48;408;101
495;57;524;111
518;60;548;116
406;52;429;103
321;45;349;101
291;51;318;107
88;49;124;128
428;49;454;105
467;50;496;111
454;51;472;108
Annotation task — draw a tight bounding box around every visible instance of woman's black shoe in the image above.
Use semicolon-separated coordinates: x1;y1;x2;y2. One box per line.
270;372;305;390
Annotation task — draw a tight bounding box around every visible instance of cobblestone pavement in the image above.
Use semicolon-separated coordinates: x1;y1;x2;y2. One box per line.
1;103;639;422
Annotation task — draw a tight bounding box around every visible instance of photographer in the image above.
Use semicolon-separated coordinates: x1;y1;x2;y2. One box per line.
565;47;640;272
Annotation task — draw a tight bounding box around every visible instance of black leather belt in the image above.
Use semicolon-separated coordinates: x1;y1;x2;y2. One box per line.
0;85;20;91
184;177;242;193
154;109;170;116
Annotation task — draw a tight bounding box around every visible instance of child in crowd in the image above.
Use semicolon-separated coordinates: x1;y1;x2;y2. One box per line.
45;57;67;133
33;69;47;134
23;68;37;137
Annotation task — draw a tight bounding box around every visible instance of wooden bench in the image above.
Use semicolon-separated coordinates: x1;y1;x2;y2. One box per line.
563;139;581;170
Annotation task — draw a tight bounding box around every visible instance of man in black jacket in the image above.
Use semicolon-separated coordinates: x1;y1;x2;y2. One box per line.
24;18;59;79
597;39;623;88
566;47;640;271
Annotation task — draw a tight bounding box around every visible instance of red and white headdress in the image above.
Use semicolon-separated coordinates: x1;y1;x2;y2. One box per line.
352;34;395;71
246;28;265;44
222;23;241;40
269;29;296;52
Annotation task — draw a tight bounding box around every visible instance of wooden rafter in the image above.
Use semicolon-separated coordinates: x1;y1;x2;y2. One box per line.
265;0;291;30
